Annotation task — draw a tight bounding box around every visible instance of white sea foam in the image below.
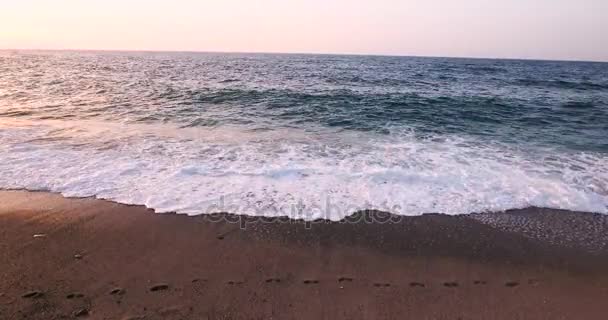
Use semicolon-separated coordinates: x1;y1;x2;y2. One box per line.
0;118;607;220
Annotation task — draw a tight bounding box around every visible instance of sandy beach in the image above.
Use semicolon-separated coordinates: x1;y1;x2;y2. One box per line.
0;190;607;319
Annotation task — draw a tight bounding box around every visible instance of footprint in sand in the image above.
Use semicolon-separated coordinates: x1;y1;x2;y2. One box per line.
22;291;43;299
121;316;146;320
338;277;353;283
191;278;208;284
73;308;89;317
373;283;391;287
150;284;169;292
66;293;84;299
303;280;320;285
110;288;126;296
443;282;459;288
158;306;182;317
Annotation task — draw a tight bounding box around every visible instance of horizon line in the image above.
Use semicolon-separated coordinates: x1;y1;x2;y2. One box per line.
2;47;607;64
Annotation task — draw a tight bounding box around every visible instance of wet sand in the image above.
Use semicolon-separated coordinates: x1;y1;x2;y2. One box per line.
1;190;608;319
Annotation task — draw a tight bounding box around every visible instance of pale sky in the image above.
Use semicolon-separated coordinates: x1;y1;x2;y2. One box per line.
1;0;607;61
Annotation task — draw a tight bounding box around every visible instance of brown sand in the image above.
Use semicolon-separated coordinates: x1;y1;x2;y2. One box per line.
1;190;608;319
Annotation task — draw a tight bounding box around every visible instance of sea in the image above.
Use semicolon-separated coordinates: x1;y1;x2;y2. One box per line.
1;50;607;220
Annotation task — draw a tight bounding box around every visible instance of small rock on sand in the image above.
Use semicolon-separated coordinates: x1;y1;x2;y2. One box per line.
74;254;83;259
33;234;46;238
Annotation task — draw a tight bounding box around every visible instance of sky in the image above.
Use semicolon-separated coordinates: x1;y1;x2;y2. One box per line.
1;0;607;61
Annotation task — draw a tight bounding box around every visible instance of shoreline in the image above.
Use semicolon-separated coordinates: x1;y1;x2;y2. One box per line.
4;186;607;221
2;190;608;319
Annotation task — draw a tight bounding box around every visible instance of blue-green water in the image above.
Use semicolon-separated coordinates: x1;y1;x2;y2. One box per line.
1;51;607;218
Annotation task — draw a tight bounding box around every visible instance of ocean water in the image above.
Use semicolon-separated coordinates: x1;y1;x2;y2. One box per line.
1;50;607;220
